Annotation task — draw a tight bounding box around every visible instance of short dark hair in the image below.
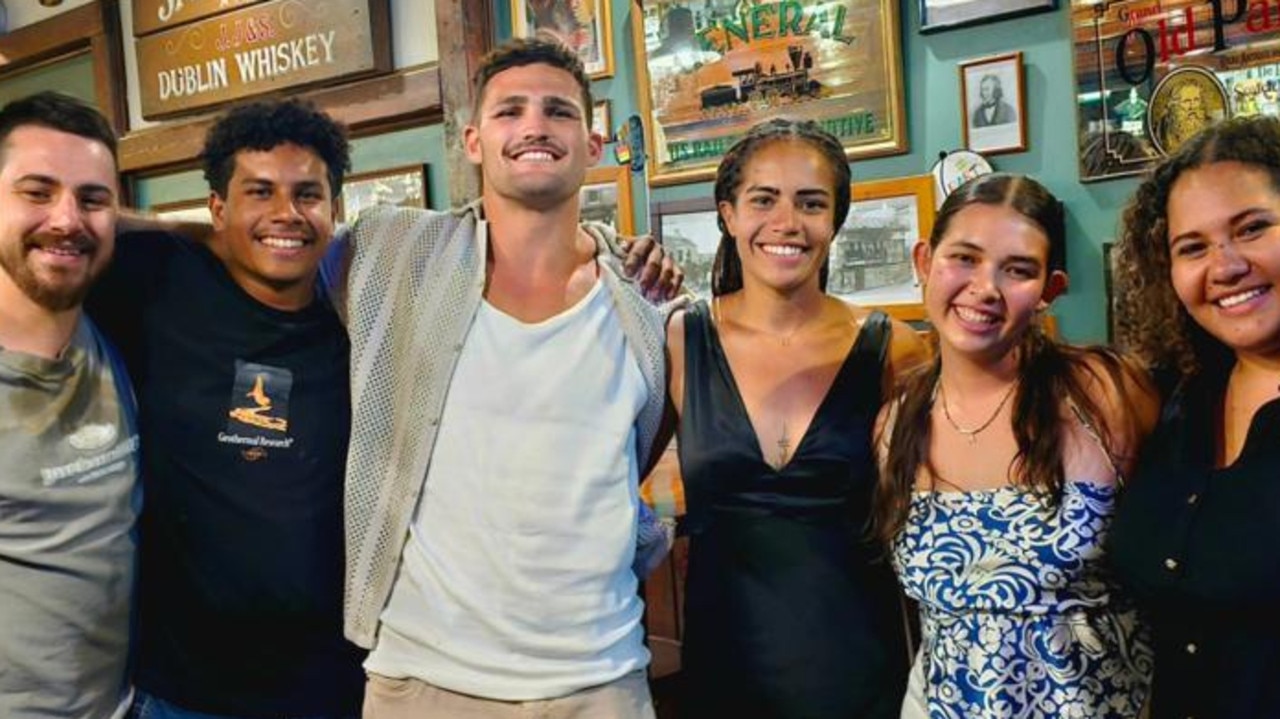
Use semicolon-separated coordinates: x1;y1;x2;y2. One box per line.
202;98;351;198
711;118;851;295
0;91;117;165
472;35;593;122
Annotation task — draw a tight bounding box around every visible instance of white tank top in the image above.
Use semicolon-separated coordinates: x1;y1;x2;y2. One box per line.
366;279;650;699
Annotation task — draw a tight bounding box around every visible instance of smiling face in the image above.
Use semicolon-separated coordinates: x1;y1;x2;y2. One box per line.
210;142;335;311
717;139;837;295
1167;161;1280;362
464;63;602;212
0;125;118;313
915;202;1064;365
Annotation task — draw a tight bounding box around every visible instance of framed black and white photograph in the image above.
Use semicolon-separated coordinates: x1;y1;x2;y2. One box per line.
960;52;1027;155
829;175;935;310
580;165;634;235
920;0;1055;33
339;164;429;223
592;99;612;142
652;198;720;301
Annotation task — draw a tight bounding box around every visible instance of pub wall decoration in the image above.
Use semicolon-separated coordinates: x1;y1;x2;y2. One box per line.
1073;0;1280;181
632;0;907;186
512;0;614;78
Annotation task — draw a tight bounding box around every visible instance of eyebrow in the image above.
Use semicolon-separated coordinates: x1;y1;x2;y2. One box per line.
743;185;832;197
1169;207;1274;244
16;173;115;198
949;239;1042;266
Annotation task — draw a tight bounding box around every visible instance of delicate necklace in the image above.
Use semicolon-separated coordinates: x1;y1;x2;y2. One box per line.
936;378;1017;445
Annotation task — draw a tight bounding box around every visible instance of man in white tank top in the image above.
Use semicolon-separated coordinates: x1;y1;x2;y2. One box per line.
349;37;671;718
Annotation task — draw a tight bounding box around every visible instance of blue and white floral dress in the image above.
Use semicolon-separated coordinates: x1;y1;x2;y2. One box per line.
893;481;1153;719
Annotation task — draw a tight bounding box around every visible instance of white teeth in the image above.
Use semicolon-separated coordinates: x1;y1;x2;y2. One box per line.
1217;287;1267;308
260;237;304;249
516;150;554;162
954;306;998;324
761;244;802;256
41;246;85;256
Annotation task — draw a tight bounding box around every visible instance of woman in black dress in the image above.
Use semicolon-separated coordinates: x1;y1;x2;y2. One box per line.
1110;115;1280;718
664;119;925;718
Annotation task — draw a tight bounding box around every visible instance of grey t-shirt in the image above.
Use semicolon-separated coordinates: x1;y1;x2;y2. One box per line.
0;318;140;719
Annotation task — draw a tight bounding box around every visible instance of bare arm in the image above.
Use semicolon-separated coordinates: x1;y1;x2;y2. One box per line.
117;207;214;244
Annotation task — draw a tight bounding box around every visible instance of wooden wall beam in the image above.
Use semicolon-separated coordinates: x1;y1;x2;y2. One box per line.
433;0;493;206
119;64;443;174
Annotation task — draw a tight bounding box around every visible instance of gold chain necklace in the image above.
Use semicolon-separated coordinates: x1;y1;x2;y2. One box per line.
936;378;1017;445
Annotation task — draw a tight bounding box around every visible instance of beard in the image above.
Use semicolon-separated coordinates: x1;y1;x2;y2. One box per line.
0;233;102;312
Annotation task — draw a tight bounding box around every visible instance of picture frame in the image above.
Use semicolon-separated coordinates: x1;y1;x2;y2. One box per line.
632;0;907;187
339;164;429;224
651;198;720;301
151;198;212;225
920;0;1055;33
960;52;1027;155
829;175;935;312
592;99;612;142
511;0;614;79
580;165;635;235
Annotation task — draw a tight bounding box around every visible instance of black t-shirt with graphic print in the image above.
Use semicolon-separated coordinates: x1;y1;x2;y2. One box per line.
87;230;363;717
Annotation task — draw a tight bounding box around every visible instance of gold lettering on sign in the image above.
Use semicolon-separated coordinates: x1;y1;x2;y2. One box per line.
136;0;389;118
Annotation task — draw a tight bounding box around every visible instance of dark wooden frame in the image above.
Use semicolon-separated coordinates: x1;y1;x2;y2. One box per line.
0;1;127;135
959;51;1028;156
920;0;1055;33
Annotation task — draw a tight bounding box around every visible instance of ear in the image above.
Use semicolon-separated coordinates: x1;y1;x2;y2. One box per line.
586;124;604;168
463;123;482;166
1039;269;1069;308
717;200;737;239
209;191;227;232
911;241;933;286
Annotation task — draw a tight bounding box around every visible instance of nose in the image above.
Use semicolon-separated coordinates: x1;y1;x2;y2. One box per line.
44;190;87;236
267;191;304;223
967;264;999;301
1208;240;1250;284
770;202;802;235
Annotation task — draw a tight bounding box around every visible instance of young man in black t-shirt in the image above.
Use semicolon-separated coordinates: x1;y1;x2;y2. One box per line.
89;99;364;719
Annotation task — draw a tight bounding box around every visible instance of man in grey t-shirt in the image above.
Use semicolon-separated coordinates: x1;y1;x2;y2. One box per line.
0;92;140;718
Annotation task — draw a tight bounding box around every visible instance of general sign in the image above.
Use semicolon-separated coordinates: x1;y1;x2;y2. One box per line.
136;0;390;118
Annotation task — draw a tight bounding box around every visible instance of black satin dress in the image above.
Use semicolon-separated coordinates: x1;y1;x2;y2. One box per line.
676;301;907;719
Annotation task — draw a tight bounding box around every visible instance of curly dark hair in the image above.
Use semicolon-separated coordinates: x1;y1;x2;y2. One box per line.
201;98;350;199
709;118;851;295
1114;115;1280;378
472;35;593;122
0;91;116;164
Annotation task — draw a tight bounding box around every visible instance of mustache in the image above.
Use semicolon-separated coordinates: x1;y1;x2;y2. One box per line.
24;232;97;254
505;139;565;157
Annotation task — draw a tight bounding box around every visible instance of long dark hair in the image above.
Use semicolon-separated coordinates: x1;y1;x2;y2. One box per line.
710;118;851;295
873;173;1135;544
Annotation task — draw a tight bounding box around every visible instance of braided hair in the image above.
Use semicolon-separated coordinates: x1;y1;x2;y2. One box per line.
710;118;851;295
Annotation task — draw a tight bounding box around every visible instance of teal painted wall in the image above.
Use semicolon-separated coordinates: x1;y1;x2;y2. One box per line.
502;1;1140;343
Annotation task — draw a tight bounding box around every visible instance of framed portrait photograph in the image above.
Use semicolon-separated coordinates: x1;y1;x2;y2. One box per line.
828;175;935;310
579;165;634;235
151;198;212;225
511;0;614;79
960;52;1027;155
632;0;907;186
592;99;612;142
339;164;429;223
651;198;720;300
920;0;1055;33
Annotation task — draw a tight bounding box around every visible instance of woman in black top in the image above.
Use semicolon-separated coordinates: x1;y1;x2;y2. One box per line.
1110;115;1280;719
664;119;925;718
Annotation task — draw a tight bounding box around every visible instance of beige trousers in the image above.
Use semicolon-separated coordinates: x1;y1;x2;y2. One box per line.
362;670;655;719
